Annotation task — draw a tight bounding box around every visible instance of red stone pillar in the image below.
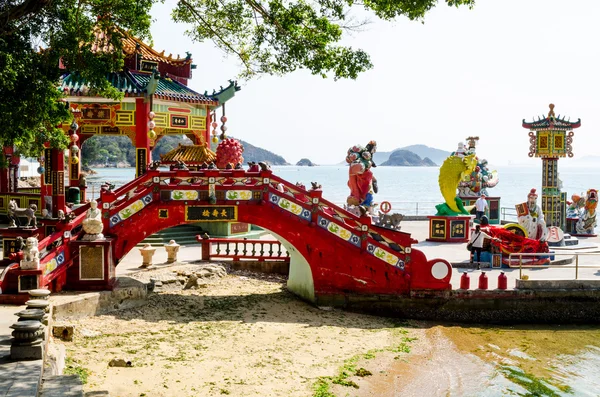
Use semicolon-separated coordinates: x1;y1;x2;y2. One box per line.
0;166;8;193
9;154;20;192
135;98;150;178
205;109;212;145
1;146;12;193
40;146;52;213
50;148;65;217
308;189;323;224
68;143;81;203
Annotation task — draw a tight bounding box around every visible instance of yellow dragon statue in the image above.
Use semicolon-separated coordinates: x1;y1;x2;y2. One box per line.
435;153;478;216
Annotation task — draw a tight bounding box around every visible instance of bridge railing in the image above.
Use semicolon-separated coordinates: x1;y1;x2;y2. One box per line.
198;236;290;262
266;173;412;268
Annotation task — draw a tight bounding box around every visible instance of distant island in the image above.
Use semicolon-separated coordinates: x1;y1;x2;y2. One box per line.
81;134;290;168
234;138;289;165
380;150;437;167
296;158;316;166
374;144;449;166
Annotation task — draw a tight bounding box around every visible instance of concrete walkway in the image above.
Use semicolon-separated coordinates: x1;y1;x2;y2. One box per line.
0;305;42;397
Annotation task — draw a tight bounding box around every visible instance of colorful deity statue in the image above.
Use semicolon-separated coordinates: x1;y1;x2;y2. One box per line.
454;139;499;197
566;193;585;218
346;141;377;208
517;189;548;241
575;189;598;235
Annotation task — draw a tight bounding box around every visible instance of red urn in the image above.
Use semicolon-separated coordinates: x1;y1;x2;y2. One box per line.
497;271;507;290
459;272;470;290
478;272;488;290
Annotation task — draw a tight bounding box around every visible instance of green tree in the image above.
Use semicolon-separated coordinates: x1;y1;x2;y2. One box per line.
0;0;153;156
1;0;474;153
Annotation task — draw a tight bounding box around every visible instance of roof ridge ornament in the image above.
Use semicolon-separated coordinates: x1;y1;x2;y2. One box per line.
548;103;555;119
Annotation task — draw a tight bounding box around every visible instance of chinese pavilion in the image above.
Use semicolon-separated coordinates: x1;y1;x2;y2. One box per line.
523;104;581;230
0;32;239;220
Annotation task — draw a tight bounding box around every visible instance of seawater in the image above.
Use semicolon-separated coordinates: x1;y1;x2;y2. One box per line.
87;165;600;395
87;165;600;216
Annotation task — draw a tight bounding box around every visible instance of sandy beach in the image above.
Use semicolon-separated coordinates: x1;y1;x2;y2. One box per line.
54;264;424;397
50;257;600;397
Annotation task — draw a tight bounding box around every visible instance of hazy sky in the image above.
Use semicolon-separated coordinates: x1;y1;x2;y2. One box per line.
149;0;600;166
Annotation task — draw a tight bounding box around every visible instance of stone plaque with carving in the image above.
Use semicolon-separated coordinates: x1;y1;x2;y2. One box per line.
79;245;104;280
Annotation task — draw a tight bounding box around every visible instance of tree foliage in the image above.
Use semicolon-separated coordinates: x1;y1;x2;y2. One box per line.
0;0;153;156
172;0;474;79
0;0;474;154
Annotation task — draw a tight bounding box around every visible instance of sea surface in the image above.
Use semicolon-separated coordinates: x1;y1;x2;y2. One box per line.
87;164;600;396
86;165;600;218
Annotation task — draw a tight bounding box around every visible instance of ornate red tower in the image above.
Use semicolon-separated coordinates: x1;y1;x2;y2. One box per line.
522;104;581;230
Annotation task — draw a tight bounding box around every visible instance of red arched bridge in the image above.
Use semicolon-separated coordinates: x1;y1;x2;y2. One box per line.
1;169;452;303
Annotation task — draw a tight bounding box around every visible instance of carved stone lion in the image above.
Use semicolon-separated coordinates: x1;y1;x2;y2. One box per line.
20;236;40;270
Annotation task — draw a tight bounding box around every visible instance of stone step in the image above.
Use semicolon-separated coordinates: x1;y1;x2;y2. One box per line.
39;374;83;397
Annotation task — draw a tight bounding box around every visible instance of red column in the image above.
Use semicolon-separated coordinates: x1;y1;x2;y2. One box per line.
1;146;12;192
11;164;18;192
41;147;52;213
50;148;65;217
0;168;8;193
135;98;150;178
68;145;80;203
204;109;212;145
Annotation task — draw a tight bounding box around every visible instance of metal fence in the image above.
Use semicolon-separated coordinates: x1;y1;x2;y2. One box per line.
508;252;600;280
336;201;439;216
500;207;519;223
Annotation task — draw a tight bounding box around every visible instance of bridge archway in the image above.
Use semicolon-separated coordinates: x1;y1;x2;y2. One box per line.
101;170;452;303
110;200;321;300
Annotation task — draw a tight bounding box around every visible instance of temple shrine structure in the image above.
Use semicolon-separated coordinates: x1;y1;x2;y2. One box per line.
0;31;239;225
523;104;581;231
0;31;452;302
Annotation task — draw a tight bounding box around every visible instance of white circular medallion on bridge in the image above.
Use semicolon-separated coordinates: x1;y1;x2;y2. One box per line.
431;261;449;280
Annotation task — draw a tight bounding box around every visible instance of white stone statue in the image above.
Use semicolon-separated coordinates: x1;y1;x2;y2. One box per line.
82;200;105;241
20;237;40;270
517;188;548;241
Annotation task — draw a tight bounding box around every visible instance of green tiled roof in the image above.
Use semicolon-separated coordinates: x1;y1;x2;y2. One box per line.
60;72;143;96
60;70;239;105
129;72;215;103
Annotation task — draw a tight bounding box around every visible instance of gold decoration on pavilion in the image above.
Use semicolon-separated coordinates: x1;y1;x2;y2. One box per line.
122;35;192;66
548;103;555;118
160;144;216;165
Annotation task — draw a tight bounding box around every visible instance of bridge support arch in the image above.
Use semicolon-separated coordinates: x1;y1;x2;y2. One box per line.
270;231;314;303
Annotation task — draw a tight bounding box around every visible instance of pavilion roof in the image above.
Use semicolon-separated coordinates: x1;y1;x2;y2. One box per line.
122;35;192;66
523;104;581;130
522;117;581;131
60;71;143;97
160;144;217;164
59;71;239;105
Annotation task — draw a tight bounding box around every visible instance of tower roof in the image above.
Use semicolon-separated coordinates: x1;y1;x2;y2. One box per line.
523;103;581;130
